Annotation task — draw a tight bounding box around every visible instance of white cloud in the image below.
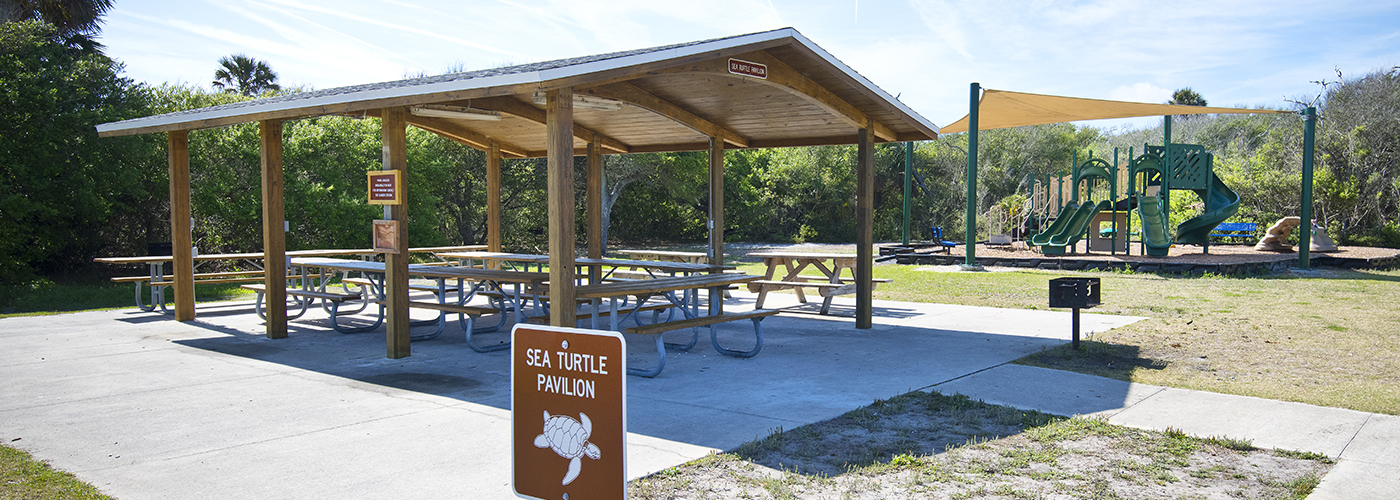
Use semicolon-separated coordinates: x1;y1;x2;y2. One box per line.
1109;83;1171;104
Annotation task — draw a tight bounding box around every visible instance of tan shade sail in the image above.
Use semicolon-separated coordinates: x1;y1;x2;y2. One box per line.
940;88;1292;134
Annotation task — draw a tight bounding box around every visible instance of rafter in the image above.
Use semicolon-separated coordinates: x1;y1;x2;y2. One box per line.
580;82;750;148
457;96;631;154
401;115;529;158
635;50;898;142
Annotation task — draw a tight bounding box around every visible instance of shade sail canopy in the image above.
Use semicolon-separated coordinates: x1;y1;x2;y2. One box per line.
940;88;1292;134
97;28;938;154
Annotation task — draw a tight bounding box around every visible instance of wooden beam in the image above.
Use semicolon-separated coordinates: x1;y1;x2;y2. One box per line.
259;119;287;338
855;125;874;330
546;88;577;328
167;130;195;321
640;50;899;142
401;114;529;158
581;82;750;148
382;107;411;359
465;96;631;154
486;141;502;252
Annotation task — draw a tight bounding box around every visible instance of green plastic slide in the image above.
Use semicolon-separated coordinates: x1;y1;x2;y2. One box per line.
1038;200;1111;255
1174;171;1241;246
1029;201;1083;247
1137;194;1171;256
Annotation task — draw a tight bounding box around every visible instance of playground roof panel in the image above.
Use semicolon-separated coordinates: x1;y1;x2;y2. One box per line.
941;89;1294;134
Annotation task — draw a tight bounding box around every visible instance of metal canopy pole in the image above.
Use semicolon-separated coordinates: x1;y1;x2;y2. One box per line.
964;83;980;268
903;141;912;245
1299;107;1317;269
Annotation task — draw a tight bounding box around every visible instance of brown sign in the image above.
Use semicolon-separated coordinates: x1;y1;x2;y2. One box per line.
513;325;626;500
371;219;398;253
728;58;767;79
367;170;401;205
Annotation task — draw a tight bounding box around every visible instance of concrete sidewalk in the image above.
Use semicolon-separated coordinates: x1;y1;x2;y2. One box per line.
3;290;1390;498
936;364;1400;498
0;291;1139;499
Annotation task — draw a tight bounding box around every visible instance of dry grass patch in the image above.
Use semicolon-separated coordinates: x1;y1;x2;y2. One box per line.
630;390;1332;499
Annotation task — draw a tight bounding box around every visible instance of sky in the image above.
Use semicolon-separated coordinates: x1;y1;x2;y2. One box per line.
98;0;1400;130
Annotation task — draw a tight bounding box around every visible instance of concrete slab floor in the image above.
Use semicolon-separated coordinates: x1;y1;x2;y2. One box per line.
3;291;1143;499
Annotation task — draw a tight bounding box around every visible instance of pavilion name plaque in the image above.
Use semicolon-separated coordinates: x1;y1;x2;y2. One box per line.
366;170;402;205
513;324;626;500
728;58;767;79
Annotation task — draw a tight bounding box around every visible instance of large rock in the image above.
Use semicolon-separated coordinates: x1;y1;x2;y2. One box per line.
1255;217;1301;252
1310;222;1339;252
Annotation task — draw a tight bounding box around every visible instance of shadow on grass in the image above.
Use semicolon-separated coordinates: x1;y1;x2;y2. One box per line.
728;389;1064;478
1012;341;1167;382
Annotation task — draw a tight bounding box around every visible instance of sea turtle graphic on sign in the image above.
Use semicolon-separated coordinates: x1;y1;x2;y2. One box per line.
534;410;602;485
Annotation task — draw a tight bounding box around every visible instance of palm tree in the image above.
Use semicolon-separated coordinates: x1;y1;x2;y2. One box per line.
212;54;281;96
1168;88;1207;107
0;0;114;52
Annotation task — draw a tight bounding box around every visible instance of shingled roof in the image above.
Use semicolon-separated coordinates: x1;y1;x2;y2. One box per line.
98;27;938;156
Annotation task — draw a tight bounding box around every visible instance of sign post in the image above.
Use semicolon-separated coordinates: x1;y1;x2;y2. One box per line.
513;324;626;500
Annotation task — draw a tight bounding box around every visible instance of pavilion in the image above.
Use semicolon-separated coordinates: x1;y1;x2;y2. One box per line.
96;27;940;358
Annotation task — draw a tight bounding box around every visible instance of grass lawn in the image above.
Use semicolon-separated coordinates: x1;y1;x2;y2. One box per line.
1;444;114;500
736;262;1400;415
0;277;256;319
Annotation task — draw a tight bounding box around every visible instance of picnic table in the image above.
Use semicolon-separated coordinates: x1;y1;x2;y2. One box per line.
575;272;777;377
613;249;710;264
96;246;485;313
288;257;548;352
745;252;890;315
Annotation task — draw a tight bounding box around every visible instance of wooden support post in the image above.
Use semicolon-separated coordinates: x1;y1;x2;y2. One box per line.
587;135;604;260
708;135;725;316
259;120;287;338
382;107;411;359
167;130;195;321
487;141;502;253
856;125;874;329
546;88;577;327
587;135;603;291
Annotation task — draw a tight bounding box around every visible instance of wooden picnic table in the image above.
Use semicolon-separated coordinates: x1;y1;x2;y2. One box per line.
575;272;775;377
745;251;888;315
613;249;710;263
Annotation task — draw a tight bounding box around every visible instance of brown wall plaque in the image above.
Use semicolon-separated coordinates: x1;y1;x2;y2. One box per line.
367;170;402;205
371;219;399;253
513;325;626;500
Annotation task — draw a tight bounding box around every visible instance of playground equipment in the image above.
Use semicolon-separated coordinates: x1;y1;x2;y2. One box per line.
1255;217;1301;251
1028;141;1244;257
1030;158;1118;255
1129;143;1241;256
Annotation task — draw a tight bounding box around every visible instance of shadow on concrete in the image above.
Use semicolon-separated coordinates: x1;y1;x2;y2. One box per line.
170;300;1139;451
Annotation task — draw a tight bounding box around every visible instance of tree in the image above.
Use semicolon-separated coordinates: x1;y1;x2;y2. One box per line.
0;21;157;283
212;54;281;96
0;0;112;50
1168;88;1207;107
